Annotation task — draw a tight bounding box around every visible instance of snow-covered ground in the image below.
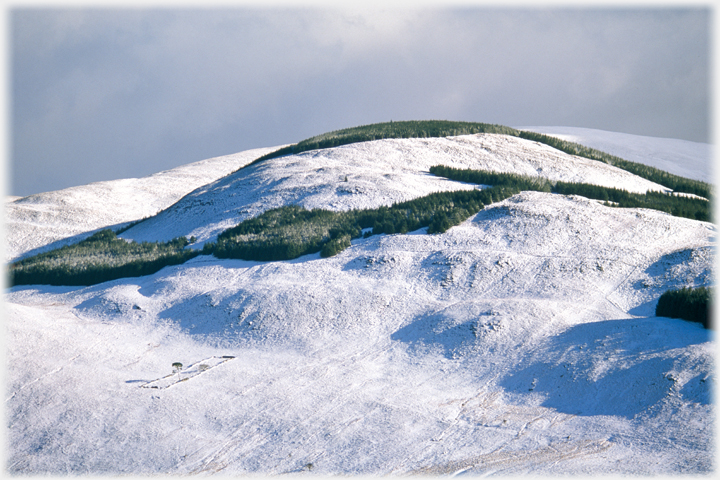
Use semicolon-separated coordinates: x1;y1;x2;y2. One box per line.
4;145;280;263
517;126;713;184
4;129;715;475
120;133;671;247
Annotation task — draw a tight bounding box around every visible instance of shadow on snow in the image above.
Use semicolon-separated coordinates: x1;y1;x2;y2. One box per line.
392;311;711;419
497;317;711;418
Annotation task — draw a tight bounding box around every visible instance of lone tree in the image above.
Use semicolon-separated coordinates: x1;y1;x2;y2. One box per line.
172;362;183;378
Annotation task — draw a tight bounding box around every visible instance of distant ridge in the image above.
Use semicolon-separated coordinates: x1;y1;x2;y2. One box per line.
517;126;711;184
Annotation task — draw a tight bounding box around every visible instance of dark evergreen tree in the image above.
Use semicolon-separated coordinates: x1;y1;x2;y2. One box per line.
656;286;712;329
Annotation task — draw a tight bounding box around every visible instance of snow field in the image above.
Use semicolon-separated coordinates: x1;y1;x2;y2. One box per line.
5;184;714;474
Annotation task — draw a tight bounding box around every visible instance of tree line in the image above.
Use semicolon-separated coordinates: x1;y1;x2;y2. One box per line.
242;120;712;201
9;186;522;286
244;120;519;167
429;165;710;222
8;155;712;287
9;229;200;287
206;187;521;262
516;130;712;199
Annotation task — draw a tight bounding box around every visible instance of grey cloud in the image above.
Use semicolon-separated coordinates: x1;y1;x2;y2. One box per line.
10;8;710;197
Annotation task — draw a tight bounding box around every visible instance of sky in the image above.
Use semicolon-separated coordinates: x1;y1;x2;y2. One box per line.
7;5;712;197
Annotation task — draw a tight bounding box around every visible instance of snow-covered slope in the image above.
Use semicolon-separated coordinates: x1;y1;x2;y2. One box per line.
121;134;670;246
4;130;715;475
4;146;279;262
517;126;712;184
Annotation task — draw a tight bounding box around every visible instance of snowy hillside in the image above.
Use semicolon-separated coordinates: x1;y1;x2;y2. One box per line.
4;128;715;475
4;145;280;263
518;126;712;184
120;133;670;246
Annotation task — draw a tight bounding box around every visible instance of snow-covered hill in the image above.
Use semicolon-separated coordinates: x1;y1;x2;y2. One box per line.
517;126;713;184
4;146;280;262
120;133;670;247
4;129;715;475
